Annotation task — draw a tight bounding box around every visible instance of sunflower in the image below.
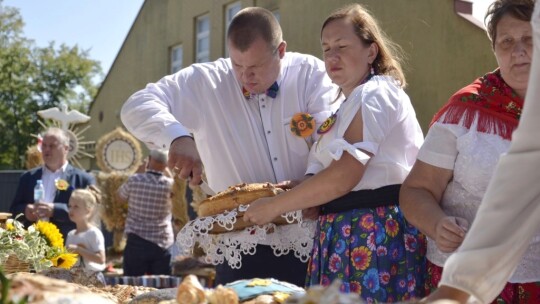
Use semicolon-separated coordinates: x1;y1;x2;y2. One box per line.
34;221;64;248
50;252;78;269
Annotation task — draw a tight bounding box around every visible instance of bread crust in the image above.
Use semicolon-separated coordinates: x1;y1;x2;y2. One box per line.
197;183;284;217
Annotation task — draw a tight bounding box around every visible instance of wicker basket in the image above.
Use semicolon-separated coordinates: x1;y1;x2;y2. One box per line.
3;254;31;274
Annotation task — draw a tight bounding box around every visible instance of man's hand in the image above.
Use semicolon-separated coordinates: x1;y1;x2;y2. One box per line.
35;202;54;219
25;204;39;222
168;136;203;187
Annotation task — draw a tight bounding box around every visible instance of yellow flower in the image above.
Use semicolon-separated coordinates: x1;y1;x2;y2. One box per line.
50;252;78;269
55;179;70;191
5;219;14;231
34;221;64;248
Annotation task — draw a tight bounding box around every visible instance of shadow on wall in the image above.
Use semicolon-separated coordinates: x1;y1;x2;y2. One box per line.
0;170;24;212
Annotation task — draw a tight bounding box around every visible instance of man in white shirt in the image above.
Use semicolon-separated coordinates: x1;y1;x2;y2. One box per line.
425;2;540;303
121;7;337;286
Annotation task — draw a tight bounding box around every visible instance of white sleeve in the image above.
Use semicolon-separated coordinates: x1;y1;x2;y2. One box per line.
356;83;392;155
417;122;467;170
356;78;414;156
440;5;540;303
89;229;106;253
321;138;372;165
120;67;202;149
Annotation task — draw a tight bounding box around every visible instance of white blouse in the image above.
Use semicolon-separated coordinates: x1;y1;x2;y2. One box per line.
66;226;106;272
307;75;424;189
419;118;540;283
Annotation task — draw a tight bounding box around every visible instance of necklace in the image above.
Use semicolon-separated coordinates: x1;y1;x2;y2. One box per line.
317;74;374;134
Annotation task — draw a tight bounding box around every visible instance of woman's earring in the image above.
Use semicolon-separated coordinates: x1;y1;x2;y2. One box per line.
370;64;375;75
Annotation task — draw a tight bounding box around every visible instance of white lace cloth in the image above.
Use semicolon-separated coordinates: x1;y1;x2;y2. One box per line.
176;205;316;269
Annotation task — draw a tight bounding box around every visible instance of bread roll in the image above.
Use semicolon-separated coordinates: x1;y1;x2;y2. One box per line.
176;275;206;304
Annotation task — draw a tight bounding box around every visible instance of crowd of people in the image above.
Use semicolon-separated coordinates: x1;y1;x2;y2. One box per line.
9;0;539;303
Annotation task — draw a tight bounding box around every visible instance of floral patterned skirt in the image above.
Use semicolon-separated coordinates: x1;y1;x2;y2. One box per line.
306;205;426;303
426;260;540;303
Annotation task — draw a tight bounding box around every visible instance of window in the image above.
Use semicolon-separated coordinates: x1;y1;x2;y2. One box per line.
170;44;183;73
224;2;242;57
196;14;210;63
455;0;495;29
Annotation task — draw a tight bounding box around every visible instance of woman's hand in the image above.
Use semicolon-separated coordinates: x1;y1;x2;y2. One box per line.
435;216;469;253
243;197;281;225
302;207;320;220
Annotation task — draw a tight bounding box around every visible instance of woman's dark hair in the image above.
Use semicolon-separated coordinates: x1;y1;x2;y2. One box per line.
485;0;535;48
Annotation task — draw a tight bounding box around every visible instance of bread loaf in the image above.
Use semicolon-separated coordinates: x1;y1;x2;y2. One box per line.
197;183;284;217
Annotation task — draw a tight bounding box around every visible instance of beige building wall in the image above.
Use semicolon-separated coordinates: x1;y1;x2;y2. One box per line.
85;0;496;170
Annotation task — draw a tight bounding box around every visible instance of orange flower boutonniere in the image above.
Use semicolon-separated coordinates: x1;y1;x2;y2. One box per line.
55;179;70;191
290;113;315;138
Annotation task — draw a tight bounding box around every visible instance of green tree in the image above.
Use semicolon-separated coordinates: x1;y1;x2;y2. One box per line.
0;1;102;169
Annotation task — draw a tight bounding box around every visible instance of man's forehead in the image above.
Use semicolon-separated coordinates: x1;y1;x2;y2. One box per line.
42;135;61;144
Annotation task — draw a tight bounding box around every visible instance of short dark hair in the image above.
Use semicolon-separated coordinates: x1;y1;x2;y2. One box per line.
226;7;282;52
485;0;534;48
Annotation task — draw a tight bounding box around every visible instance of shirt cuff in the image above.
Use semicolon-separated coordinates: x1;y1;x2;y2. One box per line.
306;163;324;175
154;124;192;149
417;149;456;170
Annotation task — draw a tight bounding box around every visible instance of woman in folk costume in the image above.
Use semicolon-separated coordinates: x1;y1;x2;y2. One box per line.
244;3;426;302
400;0;540;302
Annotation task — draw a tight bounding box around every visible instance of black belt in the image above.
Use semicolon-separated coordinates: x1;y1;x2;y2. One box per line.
320;184;401;215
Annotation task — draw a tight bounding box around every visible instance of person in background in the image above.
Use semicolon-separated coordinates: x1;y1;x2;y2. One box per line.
399;0;539;302
117;149;174;276
66;185;106;285
10;127;95;239
120;6;337;286
244;4;425;302
423;1;540;303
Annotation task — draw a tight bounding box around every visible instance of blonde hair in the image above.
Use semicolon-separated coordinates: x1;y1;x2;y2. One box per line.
322;3;407;88
70;185;102;217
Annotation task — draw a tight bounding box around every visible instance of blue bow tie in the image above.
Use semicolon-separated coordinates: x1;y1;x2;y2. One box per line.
243;81;279;99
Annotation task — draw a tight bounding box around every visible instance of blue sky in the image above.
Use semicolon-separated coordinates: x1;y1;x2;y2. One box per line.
3;0;144;82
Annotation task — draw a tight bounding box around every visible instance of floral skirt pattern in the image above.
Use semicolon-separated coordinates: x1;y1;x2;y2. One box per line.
426;260;540;304
306;205;426;303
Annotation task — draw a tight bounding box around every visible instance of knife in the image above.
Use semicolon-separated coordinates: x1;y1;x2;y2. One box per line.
198;179;216;196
